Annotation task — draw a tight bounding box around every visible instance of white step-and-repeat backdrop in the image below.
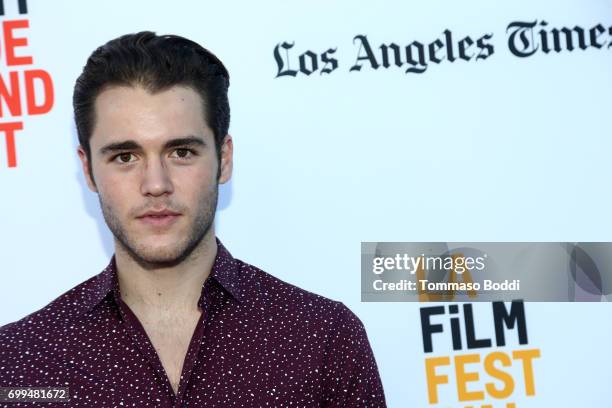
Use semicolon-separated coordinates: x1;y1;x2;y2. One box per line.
1;1;611;406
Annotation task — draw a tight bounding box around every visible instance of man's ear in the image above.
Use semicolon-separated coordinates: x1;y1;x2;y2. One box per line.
218;134;233;184
77;146;98;193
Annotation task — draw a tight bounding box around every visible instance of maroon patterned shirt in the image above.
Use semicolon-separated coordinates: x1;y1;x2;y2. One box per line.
0;240;386;407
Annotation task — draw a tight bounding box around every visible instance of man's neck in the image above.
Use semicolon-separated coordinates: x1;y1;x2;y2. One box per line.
114;234;217;313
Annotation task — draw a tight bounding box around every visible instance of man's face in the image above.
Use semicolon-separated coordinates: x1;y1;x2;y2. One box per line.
78;85;232;267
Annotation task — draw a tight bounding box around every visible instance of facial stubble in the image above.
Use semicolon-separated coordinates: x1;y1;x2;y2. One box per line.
99;181;218;269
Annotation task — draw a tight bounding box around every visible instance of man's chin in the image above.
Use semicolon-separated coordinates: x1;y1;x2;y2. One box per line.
112;219;213;269
120;241;193;268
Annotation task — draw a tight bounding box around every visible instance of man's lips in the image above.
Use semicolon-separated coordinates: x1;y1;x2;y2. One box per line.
138;209;181;217
136;210;182;227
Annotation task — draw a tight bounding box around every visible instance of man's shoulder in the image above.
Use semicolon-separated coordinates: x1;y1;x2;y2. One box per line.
235;258;360;324
0;271;106;339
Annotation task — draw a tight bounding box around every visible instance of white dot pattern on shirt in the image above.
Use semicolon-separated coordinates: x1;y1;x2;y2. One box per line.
0;242;386;407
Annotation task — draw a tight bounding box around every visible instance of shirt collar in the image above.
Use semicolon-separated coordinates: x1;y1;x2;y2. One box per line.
80;238;244;316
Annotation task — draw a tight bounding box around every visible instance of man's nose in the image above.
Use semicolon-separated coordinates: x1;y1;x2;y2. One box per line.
140;157;174;196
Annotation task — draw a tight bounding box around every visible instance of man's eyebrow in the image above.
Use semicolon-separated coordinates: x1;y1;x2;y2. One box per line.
99;140;142;156
98;136;206;156
163;136;207;150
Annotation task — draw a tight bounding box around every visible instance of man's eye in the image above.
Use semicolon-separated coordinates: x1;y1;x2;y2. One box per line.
113;153;136;164
170;148;195;159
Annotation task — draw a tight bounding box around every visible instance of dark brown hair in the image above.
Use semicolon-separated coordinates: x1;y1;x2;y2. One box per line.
73;31;230;164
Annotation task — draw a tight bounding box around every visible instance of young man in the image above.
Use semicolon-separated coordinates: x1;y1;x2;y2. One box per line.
0;32;386;406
